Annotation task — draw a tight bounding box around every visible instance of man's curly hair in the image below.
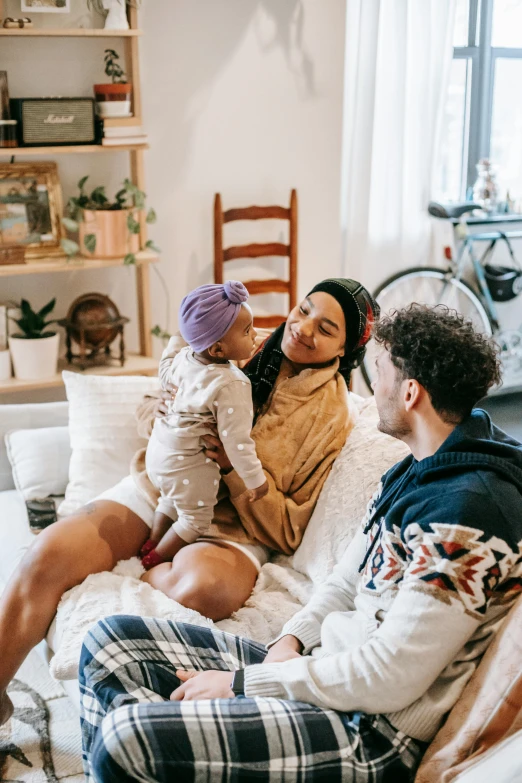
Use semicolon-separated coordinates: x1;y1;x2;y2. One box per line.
373;304;502;423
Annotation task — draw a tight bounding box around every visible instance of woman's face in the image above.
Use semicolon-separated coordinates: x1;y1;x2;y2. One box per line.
281;291;347;366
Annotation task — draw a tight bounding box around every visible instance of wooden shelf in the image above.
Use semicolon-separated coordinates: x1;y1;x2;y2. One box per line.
0;353;158;394
0;250;159;277
0;144;148;157
0;28;142;37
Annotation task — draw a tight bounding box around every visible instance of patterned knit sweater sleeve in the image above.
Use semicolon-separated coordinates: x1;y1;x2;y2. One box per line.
243;490;512;724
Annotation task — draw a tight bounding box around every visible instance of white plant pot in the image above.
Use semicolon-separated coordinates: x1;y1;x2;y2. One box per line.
96;99;132;119
0;349;11;381
9;334;60;381
102;0;129;30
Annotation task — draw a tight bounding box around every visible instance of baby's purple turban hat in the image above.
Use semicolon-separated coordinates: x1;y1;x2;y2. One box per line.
179;280;249;352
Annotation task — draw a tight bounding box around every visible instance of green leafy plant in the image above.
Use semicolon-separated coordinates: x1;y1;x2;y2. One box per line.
10;299;57;339
103;48;127;84
61;175;158;265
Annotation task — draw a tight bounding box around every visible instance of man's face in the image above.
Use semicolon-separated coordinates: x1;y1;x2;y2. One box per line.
371;348;411;439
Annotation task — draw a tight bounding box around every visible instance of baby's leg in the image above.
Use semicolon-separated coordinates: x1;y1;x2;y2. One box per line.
150;512;174;546
142;455;220;569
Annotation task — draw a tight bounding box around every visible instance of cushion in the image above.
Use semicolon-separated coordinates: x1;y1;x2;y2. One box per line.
5;427;71;501
415;593;522;783
58;372;160;517
0;402;69;492
293;396;410;583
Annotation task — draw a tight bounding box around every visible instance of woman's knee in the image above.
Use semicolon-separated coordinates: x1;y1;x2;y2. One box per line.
167;574;222;617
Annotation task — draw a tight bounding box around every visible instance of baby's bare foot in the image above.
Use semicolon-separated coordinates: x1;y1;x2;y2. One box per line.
0;691;14;726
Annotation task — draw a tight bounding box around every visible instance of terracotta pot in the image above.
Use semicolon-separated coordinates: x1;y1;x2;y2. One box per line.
94;83;132;118
79;208;140;259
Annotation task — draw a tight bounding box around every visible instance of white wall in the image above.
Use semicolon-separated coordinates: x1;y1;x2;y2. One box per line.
1;0;347;402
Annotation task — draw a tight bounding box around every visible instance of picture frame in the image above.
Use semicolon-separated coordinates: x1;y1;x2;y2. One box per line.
0;162;64;259
21;0;71;12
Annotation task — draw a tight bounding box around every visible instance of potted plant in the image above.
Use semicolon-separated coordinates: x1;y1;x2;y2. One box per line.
8;298;60;381
94;49;132;118
87;0;139;31
61;175;158;264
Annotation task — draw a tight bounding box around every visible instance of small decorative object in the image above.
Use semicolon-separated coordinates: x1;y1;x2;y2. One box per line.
94;49;132;119
0;244;25;265
10;98;97;147
472;158;499;213
21;0;70;13
62;175;158;263
2;17;33;27
59;293;129;369
0;348;10;381
0;72;10;119
87;0;140;31
0;120;18;148
8;298;60;380
0;162;64;259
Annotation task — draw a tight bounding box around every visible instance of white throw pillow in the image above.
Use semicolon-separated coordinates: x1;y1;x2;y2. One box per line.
292;397;410;584
5;426;71;501
58;372;159;517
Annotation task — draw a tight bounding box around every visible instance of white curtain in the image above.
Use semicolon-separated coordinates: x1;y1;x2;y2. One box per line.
340;0;456;290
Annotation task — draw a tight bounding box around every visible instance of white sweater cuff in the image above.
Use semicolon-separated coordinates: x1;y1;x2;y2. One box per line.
244;663;288;699
268;618;321;655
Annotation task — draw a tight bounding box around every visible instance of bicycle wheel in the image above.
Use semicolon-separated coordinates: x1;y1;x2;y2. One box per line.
361;267;493;392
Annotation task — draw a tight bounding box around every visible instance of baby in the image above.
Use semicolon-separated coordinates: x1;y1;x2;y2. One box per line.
140;280;268;569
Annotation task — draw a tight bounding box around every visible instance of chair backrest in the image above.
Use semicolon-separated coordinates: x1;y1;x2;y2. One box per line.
213;189;298;329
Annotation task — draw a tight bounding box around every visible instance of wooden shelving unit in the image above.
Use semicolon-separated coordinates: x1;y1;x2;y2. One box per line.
0;354;158;394
0;249;158;277
0;4;158;395
0;27;142;37
0;144;148;156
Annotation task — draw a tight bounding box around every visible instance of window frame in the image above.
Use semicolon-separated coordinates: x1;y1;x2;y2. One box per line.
454;0;522;196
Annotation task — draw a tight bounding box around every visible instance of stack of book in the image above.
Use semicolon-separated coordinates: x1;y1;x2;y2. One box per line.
102;125;148;147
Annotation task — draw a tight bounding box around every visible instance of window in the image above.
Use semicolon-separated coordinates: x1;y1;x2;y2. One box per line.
436;0;522;203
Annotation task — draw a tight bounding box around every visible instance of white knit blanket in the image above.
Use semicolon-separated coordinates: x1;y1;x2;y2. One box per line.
49;398;410;681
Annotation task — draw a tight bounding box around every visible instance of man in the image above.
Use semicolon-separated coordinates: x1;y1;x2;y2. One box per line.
80;305;522;783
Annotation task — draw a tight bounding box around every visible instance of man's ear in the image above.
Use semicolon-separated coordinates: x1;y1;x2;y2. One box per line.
208;341;225;358
404;379;422;412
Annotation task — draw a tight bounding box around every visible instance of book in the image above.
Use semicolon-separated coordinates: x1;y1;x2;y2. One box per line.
103;125;145;138
102;135;148;147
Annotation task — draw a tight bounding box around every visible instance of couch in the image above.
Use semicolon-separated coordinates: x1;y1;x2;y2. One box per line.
1;390;521;782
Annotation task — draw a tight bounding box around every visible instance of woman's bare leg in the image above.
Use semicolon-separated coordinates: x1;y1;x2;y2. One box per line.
141;541;258;621
0;500;148;724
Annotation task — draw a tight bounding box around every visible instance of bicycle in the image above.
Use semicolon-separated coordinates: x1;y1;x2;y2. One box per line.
360;203;522;393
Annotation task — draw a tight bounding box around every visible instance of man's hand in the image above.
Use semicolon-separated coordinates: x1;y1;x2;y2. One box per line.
170;669;234;701
263;635;303;665
202;434;233;473
248;480;269;503
154;385;178;418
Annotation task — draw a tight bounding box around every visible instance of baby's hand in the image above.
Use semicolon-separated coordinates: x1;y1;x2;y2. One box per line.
248;480;269;503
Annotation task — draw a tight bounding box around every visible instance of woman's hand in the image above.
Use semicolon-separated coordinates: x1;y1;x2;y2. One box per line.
170;669;234;701
153;385;177;419
263;635;303;665
202;434;233;473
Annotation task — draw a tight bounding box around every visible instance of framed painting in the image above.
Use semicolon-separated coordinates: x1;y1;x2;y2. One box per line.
21;0;71;12
0;162;64;259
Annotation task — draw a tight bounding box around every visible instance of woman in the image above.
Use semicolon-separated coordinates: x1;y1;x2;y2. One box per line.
0;278;378;725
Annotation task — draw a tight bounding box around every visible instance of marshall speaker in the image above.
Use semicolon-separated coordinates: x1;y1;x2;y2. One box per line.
10;98;98;146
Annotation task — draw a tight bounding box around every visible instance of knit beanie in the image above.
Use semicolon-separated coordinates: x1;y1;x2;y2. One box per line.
179;280;249;352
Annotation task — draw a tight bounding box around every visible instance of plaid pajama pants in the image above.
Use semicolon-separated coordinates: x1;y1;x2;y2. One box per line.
79;615;426;783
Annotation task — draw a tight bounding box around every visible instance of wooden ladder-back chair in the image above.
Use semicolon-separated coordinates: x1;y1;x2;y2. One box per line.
213;189;298;329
